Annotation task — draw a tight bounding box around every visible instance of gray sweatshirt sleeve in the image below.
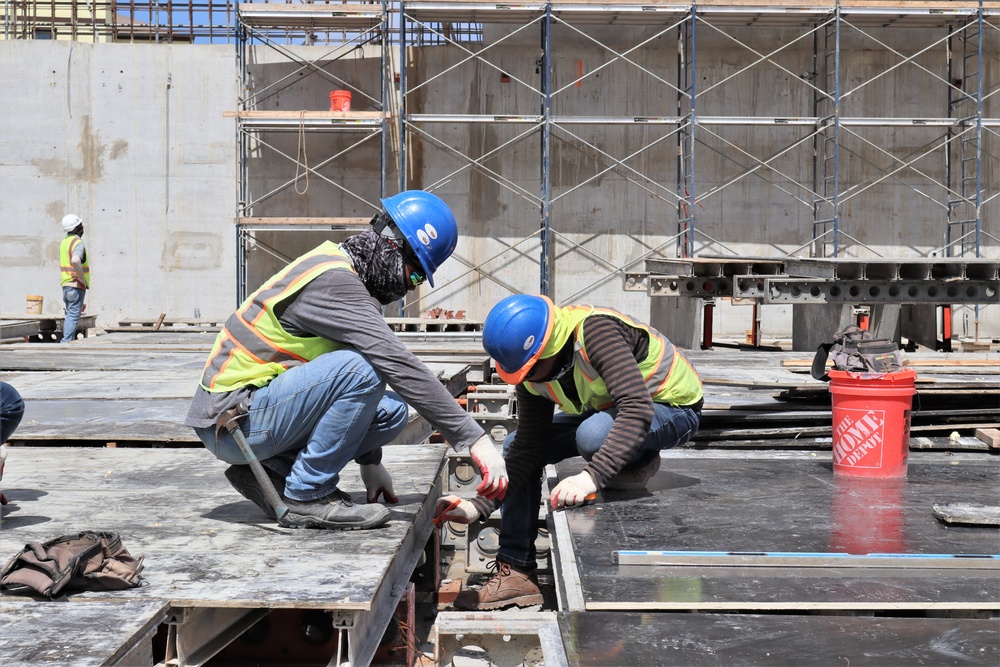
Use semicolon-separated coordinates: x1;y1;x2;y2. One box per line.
278;270;485;451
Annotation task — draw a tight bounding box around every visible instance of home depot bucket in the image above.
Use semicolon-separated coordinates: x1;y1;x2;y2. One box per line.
330;90;352;112
26;295;43;314
829;368;917;478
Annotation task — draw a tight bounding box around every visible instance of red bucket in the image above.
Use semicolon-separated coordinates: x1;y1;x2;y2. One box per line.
330;90;352;112
829;368;917;478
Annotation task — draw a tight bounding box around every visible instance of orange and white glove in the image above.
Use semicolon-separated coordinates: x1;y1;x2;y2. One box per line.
434;495;480;524
469;436;508;501
550;471;597;510
360;463;399;504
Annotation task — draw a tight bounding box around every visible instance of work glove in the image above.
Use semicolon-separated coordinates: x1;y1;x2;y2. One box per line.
549;471;597;510
469;436;508;501
434;495;480;525
360;463;399;504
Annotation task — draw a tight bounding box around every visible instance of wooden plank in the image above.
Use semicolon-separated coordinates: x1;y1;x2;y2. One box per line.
782;358;1000;368
237;110;384;121
975;428;1000;449
237;216;372;228
933;503;1000;526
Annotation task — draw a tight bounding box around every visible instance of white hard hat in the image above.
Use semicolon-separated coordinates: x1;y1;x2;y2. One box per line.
61;214;83;232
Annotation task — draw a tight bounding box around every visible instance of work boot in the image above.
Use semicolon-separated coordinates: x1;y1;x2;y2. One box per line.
605;454;661;491
225;464;287;520
453;560;543;611
279;488;390;531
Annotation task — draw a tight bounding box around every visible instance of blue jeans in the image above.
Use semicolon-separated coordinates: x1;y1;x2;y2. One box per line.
498;402;701;570
194;349;408;501
0;382;25;443
61;286;86;343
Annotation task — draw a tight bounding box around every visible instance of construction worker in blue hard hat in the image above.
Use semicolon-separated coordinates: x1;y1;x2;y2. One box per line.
436;294;704;610
185;191;508;530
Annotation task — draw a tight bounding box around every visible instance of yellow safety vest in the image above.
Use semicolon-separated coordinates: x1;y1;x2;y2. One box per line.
59;236;90;288
524;305;703;414
199;242;356;393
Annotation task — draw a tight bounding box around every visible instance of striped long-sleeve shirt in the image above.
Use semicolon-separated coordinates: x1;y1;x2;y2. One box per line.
471;315;700;519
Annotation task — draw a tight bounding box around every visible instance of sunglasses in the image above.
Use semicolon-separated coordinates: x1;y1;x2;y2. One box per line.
382;235;426;287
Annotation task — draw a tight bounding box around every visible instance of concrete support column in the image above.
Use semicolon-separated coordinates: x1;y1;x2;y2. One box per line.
791;303;853;352
650;297;702;350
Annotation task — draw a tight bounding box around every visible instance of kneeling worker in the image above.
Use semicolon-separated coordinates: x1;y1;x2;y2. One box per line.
186;192;507;530
436;294;703;609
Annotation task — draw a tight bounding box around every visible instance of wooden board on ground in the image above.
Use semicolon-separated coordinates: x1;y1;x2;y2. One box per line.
975;428;1000;449
932;503;1000;526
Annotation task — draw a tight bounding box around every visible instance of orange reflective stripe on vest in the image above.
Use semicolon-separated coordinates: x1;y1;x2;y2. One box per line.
59;236;90;287
199;243;354;392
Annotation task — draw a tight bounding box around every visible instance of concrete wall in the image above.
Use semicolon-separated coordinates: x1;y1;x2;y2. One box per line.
1;23;996;339
0;40;236;326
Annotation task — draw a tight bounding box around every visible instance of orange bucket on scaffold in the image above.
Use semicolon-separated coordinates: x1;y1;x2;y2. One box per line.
828;368;917;478
330;90;352;112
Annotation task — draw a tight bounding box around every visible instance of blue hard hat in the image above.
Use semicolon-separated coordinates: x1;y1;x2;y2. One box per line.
483;295;555;384
382;191;458;287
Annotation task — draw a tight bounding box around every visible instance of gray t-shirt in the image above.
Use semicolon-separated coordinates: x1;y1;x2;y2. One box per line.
71;237;86;261
184;266;485;452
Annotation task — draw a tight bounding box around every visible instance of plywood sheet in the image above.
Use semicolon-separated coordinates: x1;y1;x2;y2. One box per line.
0;445;446;610
0;332;478;444
559;611;1000;666
556;452;1000;610
0;599;167;666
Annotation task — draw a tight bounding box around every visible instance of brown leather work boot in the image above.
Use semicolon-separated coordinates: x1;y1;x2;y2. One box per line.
453;560;543;611
605;454;661;491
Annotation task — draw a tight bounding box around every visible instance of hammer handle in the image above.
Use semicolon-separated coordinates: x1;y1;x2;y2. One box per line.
225;420;289;522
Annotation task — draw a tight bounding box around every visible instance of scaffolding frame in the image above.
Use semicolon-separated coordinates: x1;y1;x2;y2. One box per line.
397;1;997;308
234;1;390;301
1;0;237;42
15;2;992;316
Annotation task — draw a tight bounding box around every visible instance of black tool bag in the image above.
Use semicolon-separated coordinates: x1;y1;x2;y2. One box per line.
0;531;144;597
811;326;904;381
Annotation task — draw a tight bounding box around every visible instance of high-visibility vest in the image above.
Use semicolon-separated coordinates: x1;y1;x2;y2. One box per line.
199;242;356;393
523;305;703;414
59;236;90;288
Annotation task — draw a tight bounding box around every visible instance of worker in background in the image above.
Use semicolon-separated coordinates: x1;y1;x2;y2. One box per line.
59;214;89;343
185;191;507;530
0;382;24;505
436;294;704;610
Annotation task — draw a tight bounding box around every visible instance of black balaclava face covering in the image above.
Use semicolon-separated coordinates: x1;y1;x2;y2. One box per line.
340;218;410;305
